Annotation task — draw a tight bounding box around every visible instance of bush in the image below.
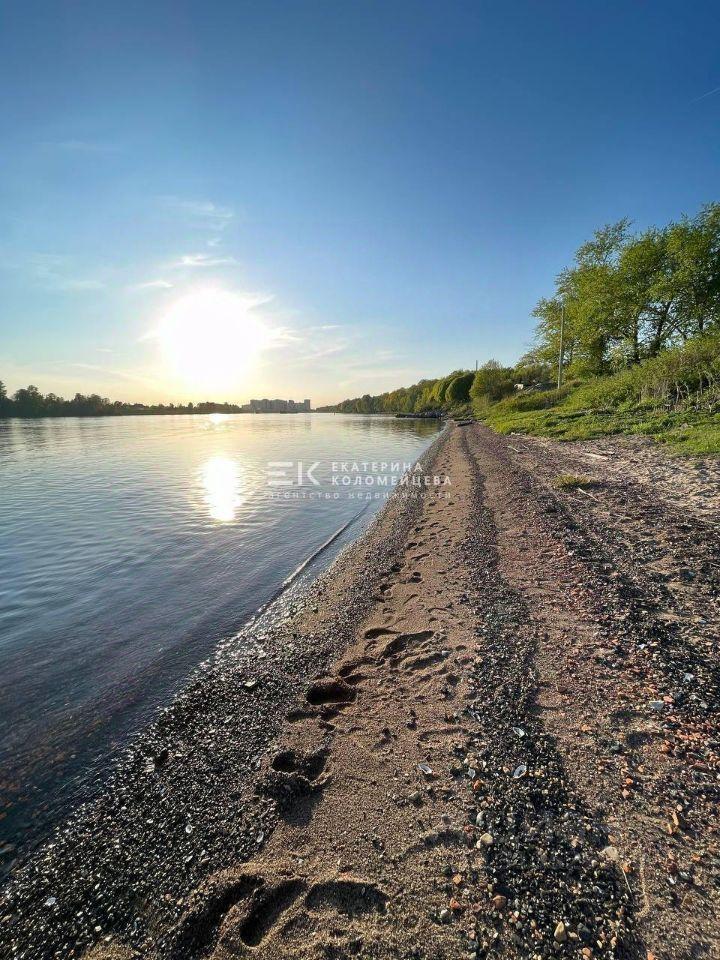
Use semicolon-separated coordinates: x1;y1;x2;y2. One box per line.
565;332;720;412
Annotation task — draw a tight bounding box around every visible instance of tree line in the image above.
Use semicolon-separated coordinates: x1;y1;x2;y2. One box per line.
0;383;245;418
320;202;720;414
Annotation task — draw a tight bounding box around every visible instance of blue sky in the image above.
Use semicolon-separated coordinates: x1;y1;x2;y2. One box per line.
1;0;718;404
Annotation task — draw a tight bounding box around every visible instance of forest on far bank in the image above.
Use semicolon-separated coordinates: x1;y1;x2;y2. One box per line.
0;384;246;418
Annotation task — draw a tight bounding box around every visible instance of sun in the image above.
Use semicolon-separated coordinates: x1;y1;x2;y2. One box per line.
157;288;269;393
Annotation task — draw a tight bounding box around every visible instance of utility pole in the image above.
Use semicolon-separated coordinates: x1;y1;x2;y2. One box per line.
557;303;565;390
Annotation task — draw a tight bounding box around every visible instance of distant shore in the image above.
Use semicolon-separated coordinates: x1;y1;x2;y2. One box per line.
0;408;315;419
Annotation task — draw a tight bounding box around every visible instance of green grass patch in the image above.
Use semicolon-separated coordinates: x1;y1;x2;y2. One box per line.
480;394;720;455
473;332;720;455
552;473;595;490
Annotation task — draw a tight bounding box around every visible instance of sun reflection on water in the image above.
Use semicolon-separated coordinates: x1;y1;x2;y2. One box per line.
201;456;242;522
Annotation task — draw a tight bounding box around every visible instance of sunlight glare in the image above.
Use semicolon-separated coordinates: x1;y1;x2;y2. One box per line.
157;288;269;393
201;455;242;523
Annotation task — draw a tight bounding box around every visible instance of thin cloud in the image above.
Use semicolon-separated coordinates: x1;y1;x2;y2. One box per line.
170;253;239;268
691;85;720;103
160;196;235;224
298;343;347;362
262;326;303;346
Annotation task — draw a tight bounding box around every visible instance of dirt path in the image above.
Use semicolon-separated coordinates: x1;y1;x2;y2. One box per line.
5;424;719;960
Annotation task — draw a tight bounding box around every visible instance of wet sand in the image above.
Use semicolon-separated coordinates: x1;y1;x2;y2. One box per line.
3;424;719;960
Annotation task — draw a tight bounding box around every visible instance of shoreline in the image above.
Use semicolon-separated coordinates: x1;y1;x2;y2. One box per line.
1;427;450;959
3;424;719;960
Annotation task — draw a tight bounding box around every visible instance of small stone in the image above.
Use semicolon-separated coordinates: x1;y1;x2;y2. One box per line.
492;894;507;910
439;908;451;923
479;832;494;847
244;679;259;691
554;921;568;943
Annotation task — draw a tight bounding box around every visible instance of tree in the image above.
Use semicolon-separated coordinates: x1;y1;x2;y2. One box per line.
531;204;720;376
666;204;720;338
13;384;45;416
445;372;475;406
470;361;515;406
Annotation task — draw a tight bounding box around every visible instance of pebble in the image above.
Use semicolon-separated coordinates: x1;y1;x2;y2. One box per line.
554;921;568;943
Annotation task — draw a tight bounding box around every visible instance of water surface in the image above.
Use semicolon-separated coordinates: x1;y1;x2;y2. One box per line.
0;413;440;869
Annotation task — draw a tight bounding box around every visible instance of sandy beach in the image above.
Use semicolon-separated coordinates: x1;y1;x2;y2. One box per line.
3;423;720;960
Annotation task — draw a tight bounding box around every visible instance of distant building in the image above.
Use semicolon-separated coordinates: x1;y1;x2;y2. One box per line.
247;397;311;413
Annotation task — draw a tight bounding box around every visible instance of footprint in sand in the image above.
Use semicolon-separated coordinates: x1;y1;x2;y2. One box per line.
306;678;356;707
305;878;388;918
170;871;388;958
363;625;398;641
378;630;434;661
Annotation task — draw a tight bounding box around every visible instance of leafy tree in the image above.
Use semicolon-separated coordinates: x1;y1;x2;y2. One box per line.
445;372;475;406
13;385;45;416
531;204;720;376
470;361;515;406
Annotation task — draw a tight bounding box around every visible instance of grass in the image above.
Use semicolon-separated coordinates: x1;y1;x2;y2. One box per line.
472;333;720;455
446;336;720;454
552;473;595;490
481;397;720;455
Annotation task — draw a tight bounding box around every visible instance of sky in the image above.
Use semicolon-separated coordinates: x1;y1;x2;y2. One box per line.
1;0;719;406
